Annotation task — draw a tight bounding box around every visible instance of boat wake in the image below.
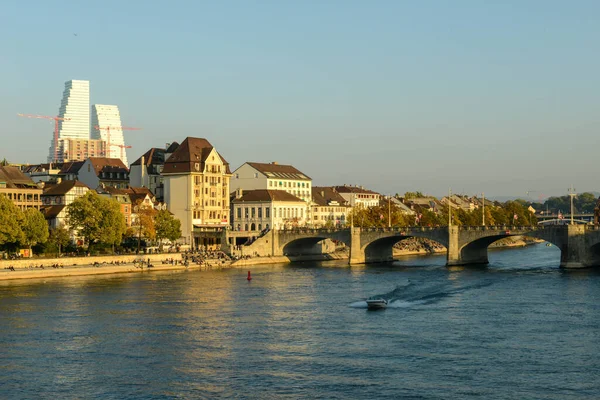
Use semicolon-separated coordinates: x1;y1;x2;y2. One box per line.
351;280;494;309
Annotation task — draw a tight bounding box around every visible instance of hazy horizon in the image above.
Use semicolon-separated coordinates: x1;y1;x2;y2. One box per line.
2;1;598;198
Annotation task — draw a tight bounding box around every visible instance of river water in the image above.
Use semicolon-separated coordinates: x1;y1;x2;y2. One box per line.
1;243;599;399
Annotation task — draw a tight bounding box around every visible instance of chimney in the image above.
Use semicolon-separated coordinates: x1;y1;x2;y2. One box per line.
271;161;278;165
236;188;243;199
321;191;325;198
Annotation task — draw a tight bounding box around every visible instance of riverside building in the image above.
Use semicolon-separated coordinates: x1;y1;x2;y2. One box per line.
162;137;232;249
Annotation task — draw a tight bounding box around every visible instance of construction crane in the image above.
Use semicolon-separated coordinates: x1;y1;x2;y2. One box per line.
17;113;71;162
112;144;132;162
94;125;141;159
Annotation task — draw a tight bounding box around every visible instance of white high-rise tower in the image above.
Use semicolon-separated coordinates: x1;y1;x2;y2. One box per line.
48;80;90;162
91;104;127;165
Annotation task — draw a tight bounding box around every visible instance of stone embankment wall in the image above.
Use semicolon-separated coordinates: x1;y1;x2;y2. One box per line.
0;253;178;270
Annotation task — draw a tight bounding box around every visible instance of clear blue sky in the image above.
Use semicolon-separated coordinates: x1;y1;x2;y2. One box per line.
2;0;599;199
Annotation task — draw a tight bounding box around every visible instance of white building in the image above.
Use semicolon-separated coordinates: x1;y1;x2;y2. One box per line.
41;180;90;231
333;185;381;208
48;80;90;162
231;189;308;231
91;104;127;165
162;137;232;248
311;187;351;227
231;162;312;225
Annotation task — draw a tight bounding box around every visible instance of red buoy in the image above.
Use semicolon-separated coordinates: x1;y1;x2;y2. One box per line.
247;270;252;281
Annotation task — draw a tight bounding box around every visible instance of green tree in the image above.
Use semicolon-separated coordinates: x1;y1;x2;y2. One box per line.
155;210;182;243
67;191;126;250
0;195;24;250
49;225;71;255
21;208;49;250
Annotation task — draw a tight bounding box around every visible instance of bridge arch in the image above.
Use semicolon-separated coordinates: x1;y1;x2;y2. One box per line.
450;226;568;266
355;228;450;264
276;229;352;258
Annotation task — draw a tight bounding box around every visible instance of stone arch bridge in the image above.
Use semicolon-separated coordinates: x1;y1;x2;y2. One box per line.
235;225;600;268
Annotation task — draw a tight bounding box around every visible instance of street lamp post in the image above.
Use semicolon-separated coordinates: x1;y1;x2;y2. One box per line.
448;188;452;226
388;196;391;228
482;192;485;226
568;185;576;225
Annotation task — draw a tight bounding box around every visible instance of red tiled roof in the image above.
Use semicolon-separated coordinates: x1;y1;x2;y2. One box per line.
87;157;129;175
162;137;231;175
312;187;350;207
43;180;89;196
333;185;380;195
42;205;66;219
0;166;38;189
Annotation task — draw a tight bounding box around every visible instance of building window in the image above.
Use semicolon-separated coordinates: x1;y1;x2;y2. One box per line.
265;207;270;218
237;207;241;219
254;173;258;178
251;208;256;218
245;207;249;218
258;208;262;218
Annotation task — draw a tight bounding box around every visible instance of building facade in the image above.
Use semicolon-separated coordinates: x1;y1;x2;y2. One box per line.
311;187;351;227
0;166;43;211
129;142;179;202
333;185;381;208
49;80;90;162
231;189;308;231
59;138;106;162
162;137;232;247
91;104;128;165
41;180;90;230
77;157;130;190
231;162;312;203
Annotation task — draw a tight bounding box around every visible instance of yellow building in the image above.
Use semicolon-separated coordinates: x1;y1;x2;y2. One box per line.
0;166;43;211
162;137;232;249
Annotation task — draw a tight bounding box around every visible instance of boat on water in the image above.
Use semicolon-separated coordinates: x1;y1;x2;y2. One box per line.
366;298;388;310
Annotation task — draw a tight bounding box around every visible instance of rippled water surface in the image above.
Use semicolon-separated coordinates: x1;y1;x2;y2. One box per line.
1;244;600;399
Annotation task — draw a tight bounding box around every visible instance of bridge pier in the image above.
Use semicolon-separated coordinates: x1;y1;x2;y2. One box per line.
445;226;490;266
349;227;365;265
561;225;590;269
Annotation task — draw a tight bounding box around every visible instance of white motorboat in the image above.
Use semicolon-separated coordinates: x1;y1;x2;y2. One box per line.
366;298;388;310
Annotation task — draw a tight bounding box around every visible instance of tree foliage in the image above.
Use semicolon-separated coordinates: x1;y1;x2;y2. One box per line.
0;195;24;249
155;210;182;242
66;191;126;248
132;200;157;241
49;225;71;255
21;208;49;249
347;204;410;228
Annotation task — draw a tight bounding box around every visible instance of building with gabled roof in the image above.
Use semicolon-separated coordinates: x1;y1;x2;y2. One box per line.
129;142;179;202
59;161;86;181
333;185;381;208
0;166;43;210
162;137;231;249
231;189;308;231
40;180;90;230
77;157;129;190
231;162;312;204
311;186;351;227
